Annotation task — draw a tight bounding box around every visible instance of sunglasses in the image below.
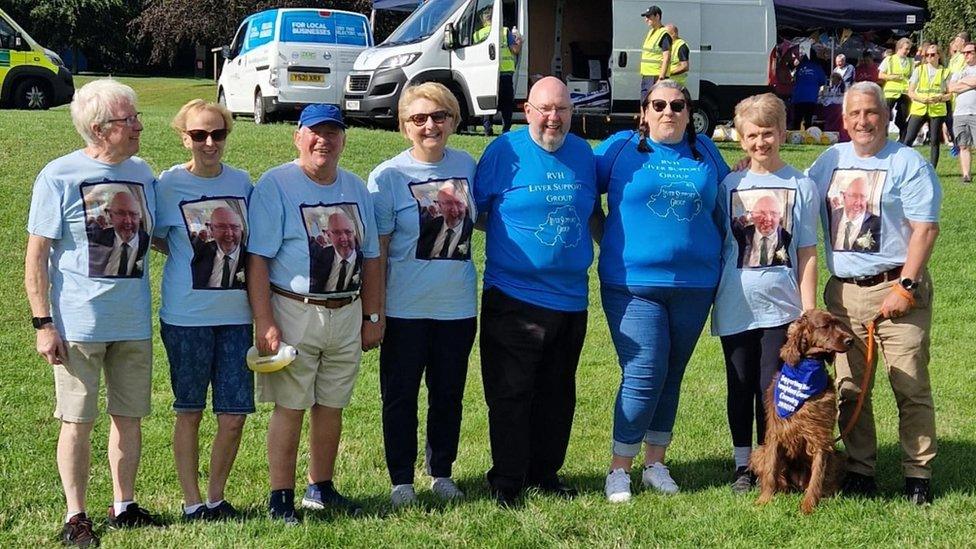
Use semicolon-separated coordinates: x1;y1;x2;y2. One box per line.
408;111;451;126
650;99;687;113
185;128;229;142
925;53;939;58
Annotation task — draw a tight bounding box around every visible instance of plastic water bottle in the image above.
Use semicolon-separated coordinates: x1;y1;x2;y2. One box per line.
246;344;298;373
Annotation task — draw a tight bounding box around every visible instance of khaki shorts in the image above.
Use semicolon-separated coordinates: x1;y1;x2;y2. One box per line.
54;339;153;422
257;294;363;410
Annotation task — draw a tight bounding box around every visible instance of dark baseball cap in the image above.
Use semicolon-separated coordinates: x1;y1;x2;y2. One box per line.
298;104;346;129
641;5;662;17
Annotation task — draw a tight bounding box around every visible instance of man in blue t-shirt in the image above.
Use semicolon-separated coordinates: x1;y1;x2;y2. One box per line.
473;77;598;505
246;105;381;524
808;82;942;506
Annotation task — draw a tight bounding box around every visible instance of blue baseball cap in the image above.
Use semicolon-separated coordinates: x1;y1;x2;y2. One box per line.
298;104;346;129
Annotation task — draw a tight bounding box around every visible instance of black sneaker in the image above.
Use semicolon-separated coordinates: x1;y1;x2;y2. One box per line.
181;506;208;522
529;477;578;499
904;477;933;506
206;500;240;521
491;487;523;509
963;175;972;184
731;466;755;494
841;472;878;498
106;503;163;529
61;513;99;547
301;481;363;516
269;489;300;526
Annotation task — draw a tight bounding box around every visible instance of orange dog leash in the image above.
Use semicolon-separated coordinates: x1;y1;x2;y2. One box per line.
836;283;916;442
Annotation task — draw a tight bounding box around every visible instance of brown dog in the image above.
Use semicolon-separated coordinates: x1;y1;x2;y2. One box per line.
750;310;854;514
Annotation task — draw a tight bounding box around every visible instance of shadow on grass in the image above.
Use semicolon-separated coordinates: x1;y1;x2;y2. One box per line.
875;438;976;497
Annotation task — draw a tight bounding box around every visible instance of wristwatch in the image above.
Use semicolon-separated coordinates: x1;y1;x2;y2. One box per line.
31;316;53;329
363;313;380;323
899;277;918;292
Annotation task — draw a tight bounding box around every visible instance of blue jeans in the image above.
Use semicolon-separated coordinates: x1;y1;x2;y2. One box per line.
601;284;714;458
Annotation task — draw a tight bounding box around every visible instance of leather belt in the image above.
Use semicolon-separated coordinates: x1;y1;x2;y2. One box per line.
271;285;358;308
834;266;902;287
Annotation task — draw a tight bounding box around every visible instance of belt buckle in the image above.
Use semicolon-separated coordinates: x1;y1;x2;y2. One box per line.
852;274;879;287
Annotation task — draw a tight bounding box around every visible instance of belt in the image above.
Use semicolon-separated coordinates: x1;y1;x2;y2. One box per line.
834;266;902;287
271;285;358;308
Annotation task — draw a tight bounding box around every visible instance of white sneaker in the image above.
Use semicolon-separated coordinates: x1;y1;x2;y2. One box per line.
430;477;464;501
390;484;417;508
605;468;632;503
642;462;679;494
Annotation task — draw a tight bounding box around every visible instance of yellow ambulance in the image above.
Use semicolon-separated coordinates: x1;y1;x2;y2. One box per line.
0;8;74;109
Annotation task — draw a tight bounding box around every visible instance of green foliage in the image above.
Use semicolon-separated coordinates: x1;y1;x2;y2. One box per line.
924;0;976;48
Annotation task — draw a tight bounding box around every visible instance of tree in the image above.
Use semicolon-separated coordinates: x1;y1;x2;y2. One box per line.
924;0;976;50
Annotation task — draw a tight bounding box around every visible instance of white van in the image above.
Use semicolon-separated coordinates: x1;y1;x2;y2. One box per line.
343;0;775;136
218;8;373;124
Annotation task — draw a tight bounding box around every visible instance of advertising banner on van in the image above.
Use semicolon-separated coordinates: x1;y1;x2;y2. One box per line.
280;11;370;47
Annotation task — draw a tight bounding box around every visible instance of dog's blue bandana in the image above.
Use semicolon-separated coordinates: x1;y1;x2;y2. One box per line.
773;358;828;419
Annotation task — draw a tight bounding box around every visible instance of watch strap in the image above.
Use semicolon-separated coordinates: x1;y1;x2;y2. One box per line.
32;316;53;329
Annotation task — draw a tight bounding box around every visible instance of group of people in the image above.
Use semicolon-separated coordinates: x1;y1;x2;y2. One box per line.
29;72;940;547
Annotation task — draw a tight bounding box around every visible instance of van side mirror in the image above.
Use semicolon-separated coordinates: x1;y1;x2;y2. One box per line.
443;22;456;50
221;46;231;59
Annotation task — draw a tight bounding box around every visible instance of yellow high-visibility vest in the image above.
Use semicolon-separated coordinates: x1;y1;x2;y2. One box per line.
882;55;913;99
909;65;948;117
500;27;516;73
669;37;688;85
640;26;669;77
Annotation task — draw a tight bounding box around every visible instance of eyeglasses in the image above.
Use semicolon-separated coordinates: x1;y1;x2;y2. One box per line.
407;111;451;126
185;128;229;142
526;101;571;116
105;113;141;127
650;99;687;113
925;53;939;58
964;50;976;55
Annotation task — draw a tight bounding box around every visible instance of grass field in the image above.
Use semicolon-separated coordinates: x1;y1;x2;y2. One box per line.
1;76;975;547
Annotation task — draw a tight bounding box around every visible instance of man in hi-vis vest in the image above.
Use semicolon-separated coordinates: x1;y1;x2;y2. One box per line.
639;5;671;103
473;9;522;137
879;38;914;142
665;24;689;87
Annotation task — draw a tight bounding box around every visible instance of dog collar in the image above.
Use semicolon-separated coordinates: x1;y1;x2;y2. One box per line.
773;358;829;419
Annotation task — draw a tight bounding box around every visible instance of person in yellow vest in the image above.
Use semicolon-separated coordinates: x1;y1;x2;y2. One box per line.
879;38;914;142
639;5;672;103
944;32;970;145
902;43;950;168
473;10;521;137
665;24;689;87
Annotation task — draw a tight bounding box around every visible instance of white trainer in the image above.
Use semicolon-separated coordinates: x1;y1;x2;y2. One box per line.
390;484;417;508
642;462;679;494
430;477;465;501
605;468;632;503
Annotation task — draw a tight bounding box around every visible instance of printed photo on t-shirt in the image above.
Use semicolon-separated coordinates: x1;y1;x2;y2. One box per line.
409;178;474;261
825;169;884;253
730;187;796;269
80;182;152;279
181;197;248;290
301;202;365;295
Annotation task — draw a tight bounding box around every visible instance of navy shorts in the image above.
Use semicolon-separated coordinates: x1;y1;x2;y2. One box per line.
160;322;255;414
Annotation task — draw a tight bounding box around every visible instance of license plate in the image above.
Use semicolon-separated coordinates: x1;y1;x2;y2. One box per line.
345;100;361;111
289;72;325;84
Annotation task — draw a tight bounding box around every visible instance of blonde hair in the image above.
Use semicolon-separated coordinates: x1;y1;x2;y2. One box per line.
70;79;138;146
171;99;234;135
734;93;786;133
397;82;461;135
896;37;913;51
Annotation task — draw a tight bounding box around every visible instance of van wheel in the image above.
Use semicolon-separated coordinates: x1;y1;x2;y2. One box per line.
218;89;236;119
254;91;269;124
692;95;719;137
14;79;51;110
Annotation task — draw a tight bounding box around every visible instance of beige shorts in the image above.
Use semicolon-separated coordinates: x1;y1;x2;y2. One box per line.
257;293;363;410
54;339;153;422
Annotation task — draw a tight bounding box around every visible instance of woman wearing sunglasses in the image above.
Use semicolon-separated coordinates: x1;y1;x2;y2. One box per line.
594;79;730;503
366;82;477;507
902;43;951;168
154;99;254;521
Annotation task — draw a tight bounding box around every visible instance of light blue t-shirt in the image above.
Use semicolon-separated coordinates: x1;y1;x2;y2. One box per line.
711;166;819;336
248;162;379;296
155;164;253;326
473;128;597;312
595;130;730;288
807;140;942;279
368;148;477;320
27;150;156;342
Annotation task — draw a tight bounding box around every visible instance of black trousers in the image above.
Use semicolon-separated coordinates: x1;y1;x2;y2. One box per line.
480;287;587;495
886;95;911;142
791;102;817;130
903;114;946;168
380;316;476;485
720;324;789;448
483;72;515;133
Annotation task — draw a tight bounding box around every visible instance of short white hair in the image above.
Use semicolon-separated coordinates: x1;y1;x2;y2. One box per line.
70;79;137;146
843;81;886;114
836;53;846;62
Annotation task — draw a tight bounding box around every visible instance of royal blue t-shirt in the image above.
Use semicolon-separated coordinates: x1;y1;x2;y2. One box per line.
595;131;729;288
793;59;827;104
474;128;597;312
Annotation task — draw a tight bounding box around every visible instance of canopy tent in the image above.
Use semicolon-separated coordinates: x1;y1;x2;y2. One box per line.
774;0;926;30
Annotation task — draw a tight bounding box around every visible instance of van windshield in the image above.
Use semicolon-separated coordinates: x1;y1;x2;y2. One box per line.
381;0;466;47
279;10;371;47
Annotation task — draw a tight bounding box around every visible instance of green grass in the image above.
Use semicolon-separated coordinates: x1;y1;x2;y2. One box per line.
1;76;975;546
